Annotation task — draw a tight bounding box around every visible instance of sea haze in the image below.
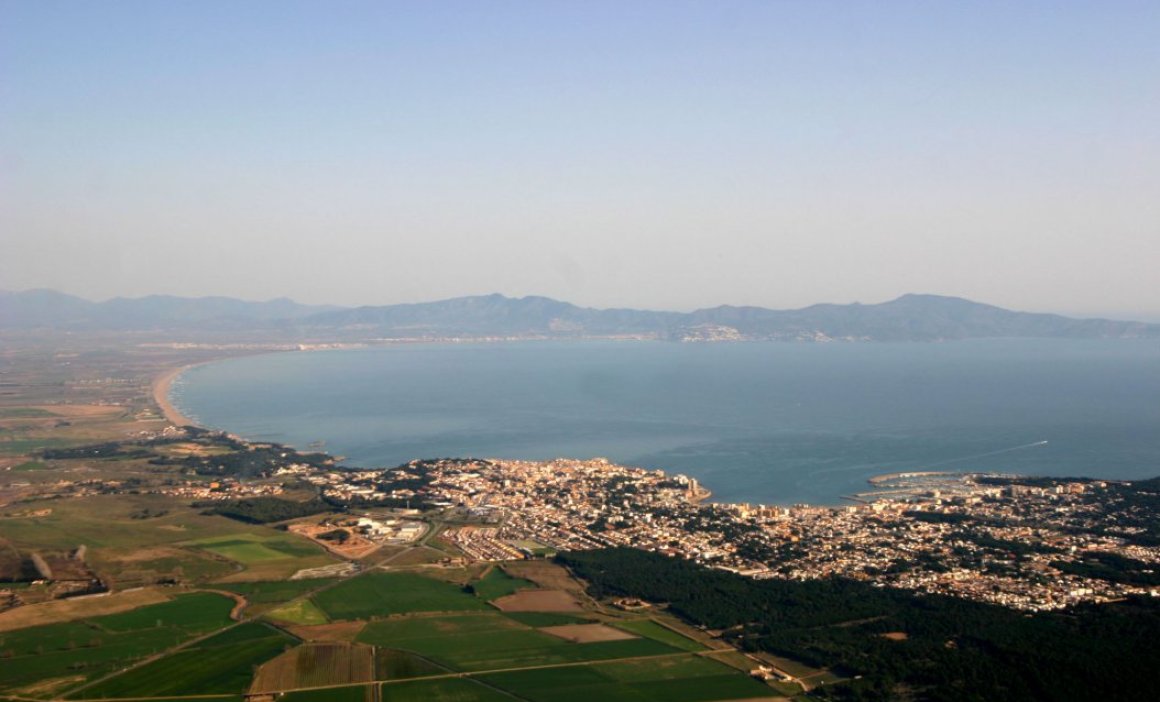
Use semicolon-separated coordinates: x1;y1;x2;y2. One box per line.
171;339;1160;505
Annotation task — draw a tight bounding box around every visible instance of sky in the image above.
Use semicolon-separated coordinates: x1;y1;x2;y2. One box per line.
2;1;1158;319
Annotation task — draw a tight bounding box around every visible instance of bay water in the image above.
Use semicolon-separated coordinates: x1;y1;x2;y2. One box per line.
171;339;1160;505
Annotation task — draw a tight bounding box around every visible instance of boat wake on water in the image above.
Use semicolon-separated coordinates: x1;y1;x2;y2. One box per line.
921;440;1050;471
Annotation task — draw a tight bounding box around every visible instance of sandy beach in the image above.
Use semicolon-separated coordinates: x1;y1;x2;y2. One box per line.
152;365;199;427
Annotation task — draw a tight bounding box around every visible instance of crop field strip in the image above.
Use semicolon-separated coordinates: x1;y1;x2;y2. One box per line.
0;592;236;696
280;685;376;702
498;611;588;627
0;496;337;591
3;607;779;700
186;533;330;564
118;650;770;702
356;609;694;672
250;642;375;693
477;655;777;702
1;552;783;700
266;598;329;625
216;577;339;604
610;618;708;652
273;679;512;702
468;565;537;600
71;621;299;699
311;571;490;620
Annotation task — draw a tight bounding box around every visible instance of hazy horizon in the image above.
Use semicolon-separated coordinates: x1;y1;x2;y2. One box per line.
8;285;1160;324
3;2;1158;319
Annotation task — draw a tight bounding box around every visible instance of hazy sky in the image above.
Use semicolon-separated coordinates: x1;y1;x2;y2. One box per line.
2;1;1158;318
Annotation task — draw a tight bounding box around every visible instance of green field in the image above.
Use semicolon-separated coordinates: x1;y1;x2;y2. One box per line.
376;648;449;680
0;501;312;591
91;698;242;702
94;592;235;632
479;657;775;702
262;537;330;558
0;495;279;554
74;622;297;698
281;685;374;702
183;533;331;578
0;438;74;456
380;678;514;702
116;549;236;585
470;567;535;601
219;578;338;604
11;461;50;471
313;571;488;620
194;621;291;647
0;593;235;695
358;612;681;672
500;611;589;628
611;619;706;652
194;538;295;563
267;598;329;625
0;408;60;418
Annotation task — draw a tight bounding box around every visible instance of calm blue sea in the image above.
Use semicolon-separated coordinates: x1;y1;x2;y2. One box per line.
171;339;1160;505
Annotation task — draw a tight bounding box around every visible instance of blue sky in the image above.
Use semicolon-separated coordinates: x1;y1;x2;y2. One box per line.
2;1;1158;317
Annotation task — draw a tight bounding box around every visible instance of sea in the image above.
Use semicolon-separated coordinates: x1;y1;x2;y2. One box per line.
170;339;1160;506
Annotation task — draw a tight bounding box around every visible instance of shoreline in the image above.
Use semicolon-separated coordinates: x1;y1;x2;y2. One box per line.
145;350;1020;508
146;355;865;508
151;364;201;427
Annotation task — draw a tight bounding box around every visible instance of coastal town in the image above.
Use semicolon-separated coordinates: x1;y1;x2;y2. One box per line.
8;422;1159;613
357;455;1160;611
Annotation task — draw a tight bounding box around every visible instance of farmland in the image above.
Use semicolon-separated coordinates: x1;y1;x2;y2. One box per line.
540;622;637;642
250;642;375;692
357;611;681;671
500;611;588;627
73;622;297;698
611;618;707;652
287;621;367;643
379;679;513;701
281;685;375;702
0;494;326;590
185;533;335;581
0;345;794;700
491;588;584;612
1;557;790;700
0;592;235;696
267;598;329;625
0;587;171;632
469;566;535;601
218;577;338;604
479;657;777;702
312;571;489;620
374;648;448;679
194;538;295;563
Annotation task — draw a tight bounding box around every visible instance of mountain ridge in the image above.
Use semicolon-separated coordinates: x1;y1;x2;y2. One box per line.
2;289;1157;341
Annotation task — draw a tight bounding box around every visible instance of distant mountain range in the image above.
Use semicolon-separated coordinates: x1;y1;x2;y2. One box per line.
2;289;1158;342
0;289;338;332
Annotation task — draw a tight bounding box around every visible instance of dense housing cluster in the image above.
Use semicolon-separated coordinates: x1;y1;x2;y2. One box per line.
367;458;1160;611
11;428;1160;612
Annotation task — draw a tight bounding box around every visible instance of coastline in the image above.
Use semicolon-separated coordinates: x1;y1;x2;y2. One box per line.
145;355;857;507
150;347;307;430
151;364;201;427
147;361;1000;509
142;369;1006;509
